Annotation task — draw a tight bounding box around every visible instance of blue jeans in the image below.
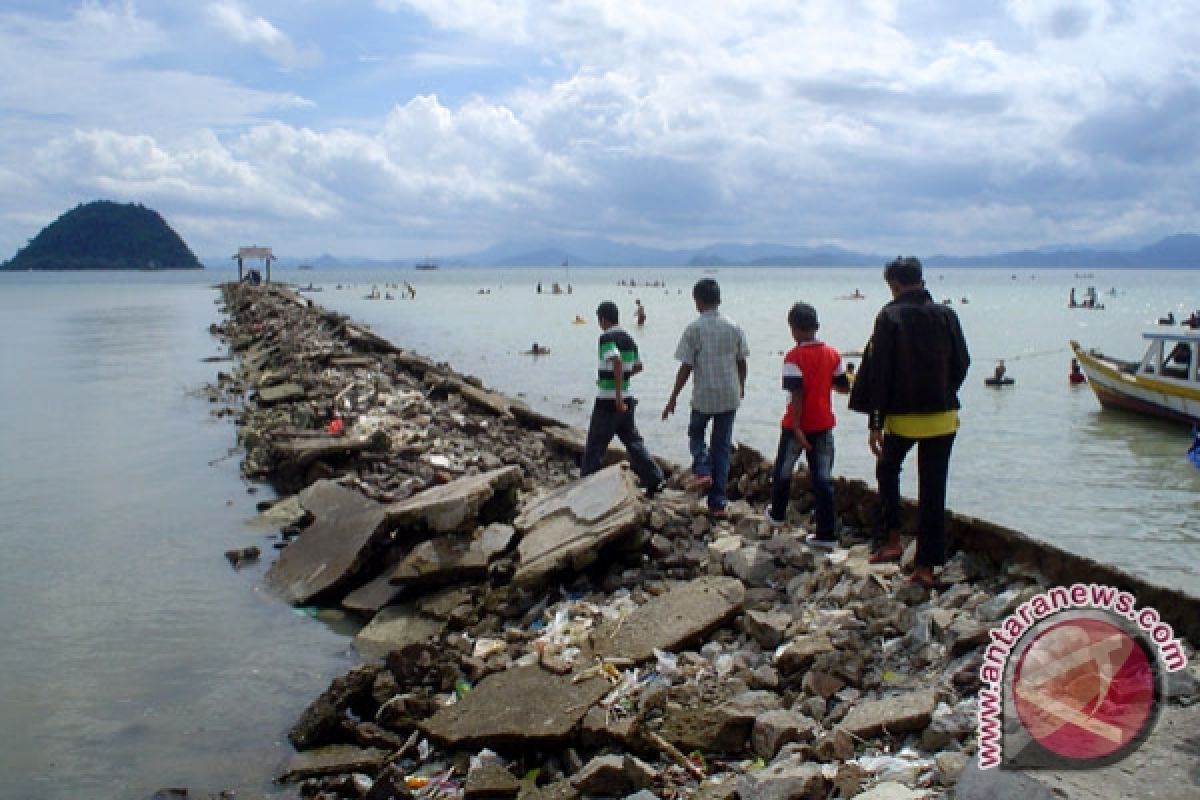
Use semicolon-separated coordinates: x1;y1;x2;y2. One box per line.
876;431;956;567
769;428;836;537
687;409;736;510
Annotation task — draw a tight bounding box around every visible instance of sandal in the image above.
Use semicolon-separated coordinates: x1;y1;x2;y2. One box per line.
868;544;903;564
907;570;941;590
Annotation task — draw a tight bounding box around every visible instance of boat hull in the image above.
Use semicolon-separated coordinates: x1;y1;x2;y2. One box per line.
1071;341;1200;425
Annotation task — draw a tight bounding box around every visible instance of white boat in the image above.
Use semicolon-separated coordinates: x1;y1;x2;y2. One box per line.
1070;329;1200;425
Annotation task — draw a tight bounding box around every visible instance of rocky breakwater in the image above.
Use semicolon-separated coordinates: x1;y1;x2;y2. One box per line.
204;282;1199;800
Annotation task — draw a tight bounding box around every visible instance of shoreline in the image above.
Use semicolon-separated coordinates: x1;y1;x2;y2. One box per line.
208;281;1198;799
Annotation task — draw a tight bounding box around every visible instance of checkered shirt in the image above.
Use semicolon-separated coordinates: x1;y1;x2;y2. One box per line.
673;309;749;413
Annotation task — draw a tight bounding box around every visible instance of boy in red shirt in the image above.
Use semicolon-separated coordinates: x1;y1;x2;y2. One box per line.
766;302;851;547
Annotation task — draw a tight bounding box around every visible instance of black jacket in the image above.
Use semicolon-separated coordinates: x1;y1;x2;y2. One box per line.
848;288;970;430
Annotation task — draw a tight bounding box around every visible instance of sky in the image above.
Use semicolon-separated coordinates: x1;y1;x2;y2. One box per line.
2;1;1198;261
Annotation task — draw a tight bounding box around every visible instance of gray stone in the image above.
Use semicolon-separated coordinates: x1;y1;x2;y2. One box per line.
921;698;977;750
853;783;920;800
384;466;522;533
837;690;938;738
655;689;779;754
265;480;391;604
743;609;792;648
419;665;611;748
341;568;404;614
948;616;992;655
813;728;855;762
512;464;647;587
276;745;389;782
569;754;656;795
935;751;969;784
388;523;516;588
977;588;1025;621
591;576;746;663
955;759;1058;800
773;634;835;675
353;603;446;661
751;709;817;759
725;544;776;587
734;755;827;800
464;762;521;798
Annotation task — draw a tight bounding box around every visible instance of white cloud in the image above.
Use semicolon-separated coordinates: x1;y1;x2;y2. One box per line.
2;1;1199;258
205;1;321;68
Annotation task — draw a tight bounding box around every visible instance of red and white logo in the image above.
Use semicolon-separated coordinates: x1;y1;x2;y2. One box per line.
1011;617;1158;764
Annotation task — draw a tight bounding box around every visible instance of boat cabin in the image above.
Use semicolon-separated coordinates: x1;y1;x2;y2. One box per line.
1135;329;1200;383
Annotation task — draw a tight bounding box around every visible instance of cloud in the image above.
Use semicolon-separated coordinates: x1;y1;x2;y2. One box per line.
205;1;321;69
2;2;1199;259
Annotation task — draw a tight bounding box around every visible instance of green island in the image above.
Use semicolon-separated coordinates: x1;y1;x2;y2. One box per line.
1;200;202;271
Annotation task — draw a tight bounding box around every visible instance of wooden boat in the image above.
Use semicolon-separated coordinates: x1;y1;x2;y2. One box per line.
984;377;1014;387
1070;330;1200;424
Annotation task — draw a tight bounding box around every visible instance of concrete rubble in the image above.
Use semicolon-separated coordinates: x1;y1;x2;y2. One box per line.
200;283;1200;800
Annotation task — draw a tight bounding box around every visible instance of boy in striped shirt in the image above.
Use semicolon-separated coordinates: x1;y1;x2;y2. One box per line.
582;301;665;494
767;302;851;547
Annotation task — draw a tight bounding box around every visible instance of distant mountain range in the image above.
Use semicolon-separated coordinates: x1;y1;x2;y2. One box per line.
206;233;1200;270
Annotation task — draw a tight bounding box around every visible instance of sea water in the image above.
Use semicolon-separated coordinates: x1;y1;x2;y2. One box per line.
307;265;1200;596
0;272;355;798
0;265;1196;796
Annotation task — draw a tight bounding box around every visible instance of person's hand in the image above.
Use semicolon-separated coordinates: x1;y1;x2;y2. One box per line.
614;397;627;414
869;429;884;457
793;429;811;451
662;397;676;420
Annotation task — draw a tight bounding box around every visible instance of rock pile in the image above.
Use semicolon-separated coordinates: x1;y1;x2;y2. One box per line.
203;283;1196;800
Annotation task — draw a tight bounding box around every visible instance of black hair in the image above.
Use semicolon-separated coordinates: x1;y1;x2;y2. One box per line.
693;278;721;306
884;256;923;286
788;302;819;332
596;301;620;323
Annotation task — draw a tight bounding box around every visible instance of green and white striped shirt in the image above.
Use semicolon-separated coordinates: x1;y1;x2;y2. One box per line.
596;326;642;399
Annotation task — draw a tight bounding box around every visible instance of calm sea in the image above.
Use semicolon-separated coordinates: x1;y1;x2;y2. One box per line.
0;272;356;798
0;265;1196;796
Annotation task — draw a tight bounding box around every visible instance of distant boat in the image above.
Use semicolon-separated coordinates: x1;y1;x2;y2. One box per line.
1070;329;1200;425
298;264;314;271
415;259;439;271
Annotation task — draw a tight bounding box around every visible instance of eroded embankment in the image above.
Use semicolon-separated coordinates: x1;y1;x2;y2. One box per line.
204;281;1198;800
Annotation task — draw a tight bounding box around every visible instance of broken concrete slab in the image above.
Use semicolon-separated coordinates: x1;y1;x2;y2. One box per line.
276;744;390;782
512;465;647;587
439;376;519;420
353;602;447;661
387;522;516;588
590;576;746;663
270;434;376;469
419;664;612;749
264;480;391;605
837;689;939;738
383;466;522;534
340;569;404;615
256;382;307;406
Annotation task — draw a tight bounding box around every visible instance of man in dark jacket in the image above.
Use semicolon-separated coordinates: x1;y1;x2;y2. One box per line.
849;256;970;588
